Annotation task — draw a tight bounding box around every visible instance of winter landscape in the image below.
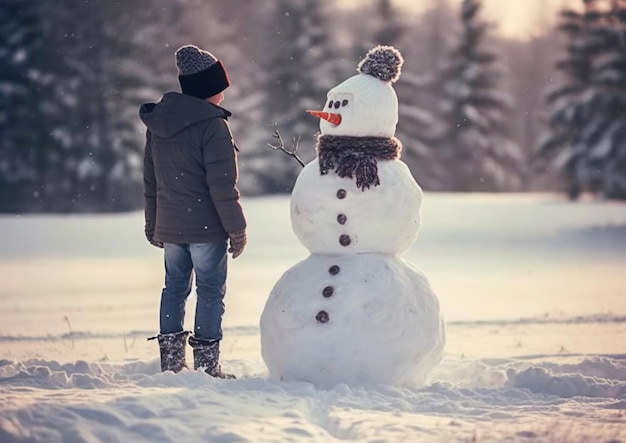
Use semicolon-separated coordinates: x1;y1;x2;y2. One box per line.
2;0;626;441
1;194;626;442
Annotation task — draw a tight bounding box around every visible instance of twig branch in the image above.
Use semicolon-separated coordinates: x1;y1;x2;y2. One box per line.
63;315;75;349
267;129;305;167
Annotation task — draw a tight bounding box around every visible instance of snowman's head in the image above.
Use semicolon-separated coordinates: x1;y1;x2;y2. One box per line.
307;46;403;138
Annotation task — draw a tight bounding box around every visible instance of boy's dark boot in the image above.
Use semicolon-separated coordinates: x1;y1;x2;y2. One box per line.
188;336;235;379
149;331;190;373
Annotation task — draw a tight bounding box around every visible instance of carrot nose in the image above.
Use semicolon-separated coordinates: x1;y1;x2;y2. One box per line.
306;110;342;126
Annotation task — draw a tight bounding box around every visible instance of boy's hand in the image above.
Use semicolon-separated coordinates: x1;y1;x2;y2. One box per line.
228;230;247;259
145;225;164;248
150;238;164;248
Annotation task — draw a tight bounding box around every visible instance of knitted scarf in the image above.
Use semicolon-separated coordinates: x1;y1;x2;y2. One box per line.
316;134;402;191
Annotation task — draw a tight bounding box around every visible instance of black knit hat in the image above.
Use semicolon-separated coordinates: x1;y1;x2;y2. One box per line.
175;45;230;99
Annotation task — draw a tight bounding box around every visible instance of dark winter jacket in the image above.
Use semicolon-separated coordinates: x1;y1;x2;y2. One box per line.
139;92;246;244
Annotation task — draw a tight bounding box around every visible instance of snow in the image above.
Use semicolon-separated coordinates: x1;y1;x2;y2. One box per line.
1;193;626;442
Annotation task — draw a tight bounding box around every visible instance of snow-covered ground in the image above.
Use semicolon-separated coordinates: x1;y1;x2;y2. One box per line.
1;193;625;442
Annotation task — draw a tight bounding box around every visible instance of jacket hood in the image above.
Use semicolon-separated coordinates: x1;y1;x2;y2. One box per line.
139;92;230;138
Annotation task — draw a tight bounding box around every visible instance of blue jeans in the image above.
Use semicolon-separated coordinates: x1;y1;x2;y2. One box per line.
160;241;228;340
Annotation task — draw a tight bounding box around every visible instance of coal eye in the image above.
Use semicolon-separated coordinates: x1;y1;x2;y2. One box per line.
342;99;348;107
334;101;341;109
328;100;333;108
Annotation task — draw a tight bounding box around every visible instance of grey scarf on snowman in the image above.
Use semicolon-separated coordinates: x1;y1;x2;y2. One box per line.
316;134;402;191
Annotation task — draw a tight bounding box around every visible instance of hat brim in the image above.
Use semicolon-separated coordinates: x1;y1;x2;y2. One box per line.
179;60;230;99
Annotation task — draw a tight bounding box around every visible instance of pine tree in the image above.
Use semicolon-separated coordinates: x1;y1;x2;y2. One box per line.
0;0;182;212
0;1;67;211
260;0;339;193
588;0;626;199
438;0;522;192
48;0;167;212
540;0;605;199
503;26;563;191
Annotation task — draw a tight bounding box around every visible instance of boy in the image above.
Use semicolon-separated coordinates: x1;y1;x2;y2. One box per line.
140;45;247;378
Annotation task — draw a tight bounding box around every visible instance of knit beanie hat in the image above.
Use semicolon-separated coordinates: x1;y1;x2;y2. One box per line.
175;45;230;99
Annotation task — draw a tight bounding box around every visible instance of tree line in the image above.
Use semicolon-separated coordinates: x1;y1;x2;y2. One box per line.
0;0;624;212
541;0;626;200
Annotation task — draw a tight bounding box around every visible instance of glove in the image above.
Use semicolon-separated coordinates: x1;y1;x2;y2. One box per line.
228;230;247;259
145;225;163;249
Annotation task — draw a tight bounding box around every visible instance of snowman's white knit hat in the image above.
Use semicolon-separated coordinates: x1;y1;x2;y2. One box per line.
321;46;404;138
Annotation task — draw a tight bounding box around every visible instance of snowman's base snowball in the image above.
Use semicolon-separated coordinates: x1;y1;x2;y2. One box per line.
260;254;445;388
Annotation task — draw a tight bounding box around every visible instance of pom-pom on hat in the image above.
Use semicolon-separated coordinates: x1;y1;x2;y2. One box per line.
175;45;230;100
357;45;404;84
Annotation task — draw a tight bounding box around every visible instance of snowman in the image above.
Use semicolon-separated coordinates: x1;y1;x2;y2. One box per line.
260;46;445;387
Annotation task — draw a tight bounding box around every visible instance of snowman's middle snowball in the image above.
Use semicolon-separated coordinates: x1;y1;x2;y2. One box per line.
291;158;422;256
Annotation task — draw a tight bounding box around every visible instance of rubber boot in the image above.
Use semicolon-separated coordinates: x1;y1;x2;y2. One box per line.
188;336;235;379
148;331;190;373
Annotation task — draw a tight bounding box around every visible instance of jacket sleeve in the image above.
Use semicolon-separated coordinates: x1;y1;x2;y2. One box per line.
143;130;157;230
202;118;247;233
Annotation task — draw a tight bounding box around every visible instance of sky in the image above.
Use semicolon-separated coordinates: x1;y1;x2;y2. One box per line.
476;0;576;39
374;0;579;39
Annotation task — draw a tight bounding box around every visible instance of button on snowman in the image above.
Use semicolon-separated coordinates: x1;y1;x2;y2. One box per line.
260;46;445;387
